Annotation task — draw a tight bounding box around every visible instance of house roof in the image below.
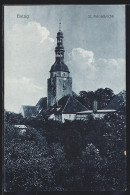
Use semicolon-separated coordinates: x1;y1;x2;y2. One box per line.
97;110;116;113
76;111;93;114
36;97;47;111
14;125;27;129
76;110;116;115
22;106;37;117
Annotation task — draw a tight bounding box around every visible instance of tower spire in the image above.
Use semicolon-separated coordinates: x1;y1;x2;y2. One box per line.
55;23;64;60
59;20;61;31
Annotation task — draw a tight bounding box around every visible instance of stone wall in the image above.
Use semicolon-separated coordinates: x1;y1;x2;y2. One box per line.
56;77;72;102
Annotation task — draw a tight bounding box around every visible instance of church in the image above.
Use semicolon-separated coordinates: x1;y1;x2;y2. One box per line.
21;25;118;122
21;25;89;121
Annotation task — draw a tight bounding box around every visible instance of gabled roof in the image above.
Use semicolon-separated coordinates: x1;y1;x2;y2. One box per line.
21;106;37;117
36;97;47;111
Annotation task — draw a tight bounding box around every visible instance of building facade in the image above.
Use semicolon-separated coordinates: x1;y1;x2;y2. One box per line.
47;28;72;108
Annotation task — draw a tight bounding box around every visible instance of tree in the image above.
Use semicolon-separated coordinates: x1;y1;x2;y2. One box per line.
79;143;104;190
78;88;115;110
4;123;56;191
78;90;95;109
95;88;115;109
4;111;24;124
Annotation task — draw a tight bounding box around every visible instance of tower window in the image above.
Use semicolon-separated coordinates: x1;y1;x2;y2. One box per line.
63;81;66;89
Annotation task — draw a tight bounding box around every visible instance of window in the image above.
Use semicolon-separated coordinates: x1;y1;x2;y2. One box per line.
63;81;66;89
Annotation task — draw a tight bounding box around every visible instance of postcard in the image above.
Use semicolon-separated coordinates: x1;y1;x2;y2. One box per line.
4;5;126;191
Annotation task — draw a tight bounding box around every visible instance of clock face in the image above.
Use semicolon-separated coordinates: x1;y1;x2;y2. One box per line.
63;78;66;81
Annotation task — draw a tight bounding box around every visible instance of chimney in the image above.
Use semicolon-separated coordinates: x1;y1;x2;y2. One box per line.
93;100;98;113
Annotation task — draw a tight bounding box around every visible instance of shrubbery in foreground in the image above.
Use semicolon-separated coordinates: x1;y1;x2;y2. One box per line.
4;111;126;191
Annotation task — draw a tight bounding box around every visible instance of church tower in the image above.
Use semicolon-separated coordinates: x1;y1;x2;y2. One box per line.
47;24;72;108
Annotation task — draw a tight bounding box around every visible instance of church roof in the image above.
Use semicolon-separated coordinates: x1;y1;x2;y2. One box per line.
62;96;88;114
50;60;70;73
37;91;78;115
46;95;88;115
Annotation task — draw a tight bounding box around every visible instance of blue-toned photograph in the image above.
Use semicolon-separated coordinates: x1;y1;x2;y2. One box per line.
4;5;126;191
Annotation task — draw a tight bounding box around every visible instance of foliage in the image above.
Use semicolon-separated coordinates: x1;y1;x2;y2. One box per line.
4;111;24;124
4;110;126;191
77;88;115;109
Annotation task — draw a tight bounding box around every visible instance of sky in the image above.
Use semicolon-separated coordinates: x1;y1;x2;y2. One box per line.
4;5;126;113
